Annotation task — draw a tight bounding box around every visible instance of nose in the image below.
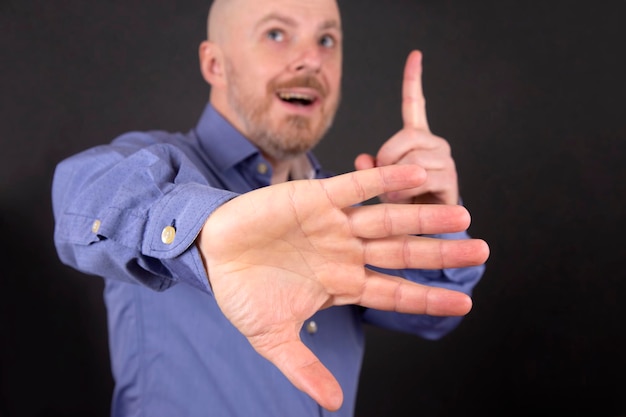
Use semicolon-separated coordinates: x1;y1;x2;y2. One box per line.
288;41;322;73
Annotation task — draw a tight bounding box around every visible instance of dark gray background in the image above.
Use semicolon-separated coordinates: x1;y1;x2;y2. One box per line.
2;1;625;416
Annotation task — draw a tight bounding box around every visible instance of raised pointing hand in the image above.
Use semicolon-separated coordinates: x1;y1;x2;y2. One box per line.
355;50;459;205
197;165;489;411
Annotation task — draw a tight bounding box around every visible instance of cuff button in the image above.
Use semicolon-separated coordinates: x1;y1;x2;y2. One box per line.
161;226;176;245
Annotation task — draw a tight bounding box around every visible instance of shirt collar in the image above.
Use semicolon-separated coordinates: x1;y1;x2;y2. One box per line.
194;103;321;180
194;104;258;173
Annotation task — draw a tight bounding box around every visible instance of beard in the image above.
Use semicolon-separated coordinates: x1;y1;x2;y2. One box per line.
224;58;340;161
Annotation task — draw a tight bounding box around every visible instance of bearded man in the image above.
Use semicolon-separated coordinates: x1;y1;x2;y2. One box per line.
52;0;488;415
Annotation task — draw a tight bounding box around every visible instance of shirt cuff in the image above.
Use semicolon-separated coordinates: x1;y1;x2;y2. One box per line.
143;182;237;258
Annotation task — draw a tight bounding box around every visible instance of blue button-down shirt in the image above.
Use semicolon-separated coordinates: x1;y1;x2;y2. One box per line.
52;104;485;417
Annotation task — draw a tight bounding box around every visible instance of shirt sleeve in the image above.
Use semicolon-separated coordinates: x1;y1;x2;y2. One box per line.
51;131;237;293
361;230;487;340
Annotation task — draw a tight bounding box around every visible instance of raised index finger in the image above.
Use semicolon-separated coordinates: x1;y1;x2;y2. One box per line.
402;50;430;132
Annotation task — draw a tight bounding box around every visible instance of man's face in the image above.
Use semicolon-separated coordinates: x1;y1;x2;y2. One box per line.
219;0;343;161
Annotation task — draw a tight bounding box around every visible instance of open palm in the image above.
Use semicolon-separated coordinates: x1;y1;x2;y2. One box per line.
197;164;489;411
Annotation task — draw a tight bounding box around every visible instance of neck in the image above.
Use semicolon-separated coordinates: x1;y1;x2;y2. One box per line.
271;167;290;184
266;157;292;184
269;153;314;184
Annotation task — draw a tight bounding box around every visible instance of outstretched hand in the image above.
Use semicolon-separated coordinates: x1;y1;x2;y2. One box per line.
197;164;489;411
355;50;458;205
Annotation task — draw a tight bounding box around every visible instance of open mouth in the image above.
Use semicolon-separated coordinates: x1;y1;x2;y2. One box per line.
277;91;317;107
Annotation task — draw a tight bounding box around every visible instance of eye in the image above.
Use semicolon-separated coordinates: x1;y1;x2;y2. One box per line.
319;35;335;48
267;29;285;42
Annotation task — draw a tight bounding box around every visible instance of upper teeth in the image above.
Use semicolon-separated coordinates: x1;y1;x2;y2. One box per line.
278;92;313;101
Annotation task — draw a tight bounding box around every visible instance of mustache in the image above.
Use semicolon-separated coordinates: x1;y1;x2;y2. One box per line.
270;76;327;98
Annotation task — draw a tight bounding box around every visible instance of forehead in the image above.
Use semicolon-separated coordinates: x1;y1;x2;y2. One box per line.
236;0;341;30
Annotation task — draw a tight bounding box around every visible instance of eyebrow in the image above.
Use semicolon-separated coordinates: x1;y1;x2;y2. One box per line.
254;12;341;32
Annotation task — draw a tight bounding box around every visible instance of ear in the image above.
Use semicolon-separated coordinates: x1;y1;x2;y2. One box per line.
199;40;226;87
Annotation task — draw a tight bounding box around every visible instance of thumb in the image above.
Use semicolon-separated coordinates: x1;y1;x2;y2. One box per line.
263;339;344;411
354;153;376;171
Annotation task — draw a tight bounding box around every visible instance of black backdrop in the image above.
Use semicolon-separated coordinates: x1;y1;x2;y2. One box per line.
2;1;625;416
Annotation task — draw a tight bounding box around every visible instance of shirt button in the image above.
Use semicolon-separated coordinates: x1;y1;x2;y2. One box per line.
306;321;318;335
161;226;176;245
91;219;101;234
257;163;268;175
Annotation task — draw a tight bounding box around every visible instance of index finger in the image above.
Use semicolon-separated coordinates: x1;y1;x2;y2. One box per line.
359;272;473;316
402;50;430;132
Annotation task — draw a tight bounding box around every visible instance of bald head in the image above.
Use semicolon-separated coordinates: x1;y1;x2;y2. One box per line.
206;0;341;43
199;0;343;164
207;0;240;43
